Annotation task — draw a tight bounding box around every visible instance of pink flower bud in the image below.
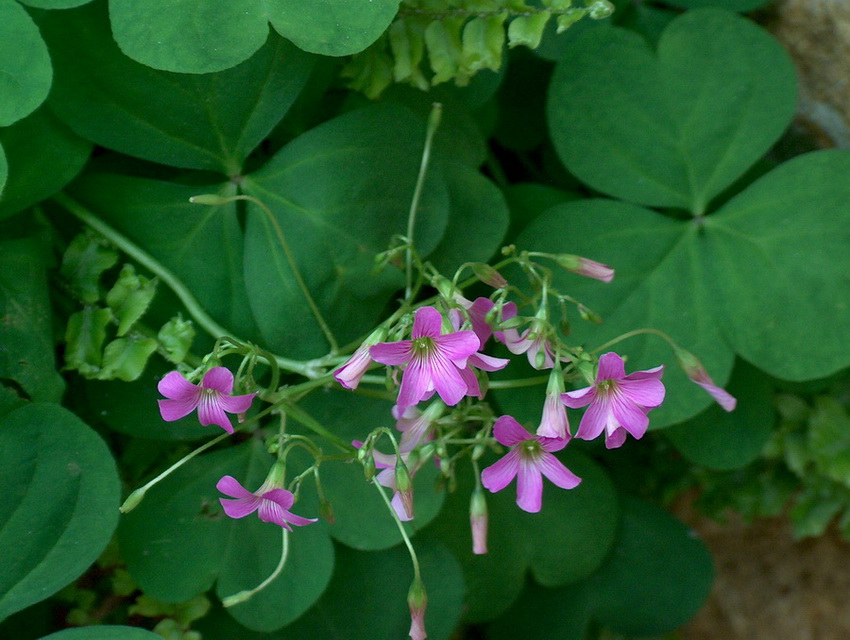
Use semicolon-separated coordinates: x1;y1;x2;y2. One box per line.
469;489;489;555
407;576;428;640
675;348;737;411
556;254;615;283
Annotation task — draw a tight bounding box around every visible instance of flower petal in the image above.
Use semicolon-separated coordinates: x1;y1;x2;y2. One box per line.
626;364;665;381
216;475;256;499
197;392;234;433
434;330;480;364
370;340;413;366
609;393;649;439
696;380;737;411
597;352;626;382
561;386;595;409
481;449;520;493
460;365;481;400
574;398;609;441
258;499;294;529
619;377;666;408
397;359;432;408
492;415;532;447
429;355;471;406
261;488;295;510
157;397;200;423
157;371;200;400
469;352;510;372
217;392;256;415
605;427;628;449
411;306;443;338
201;367;235;394
516;456;543;513
220;496;262;519
538;452;581;489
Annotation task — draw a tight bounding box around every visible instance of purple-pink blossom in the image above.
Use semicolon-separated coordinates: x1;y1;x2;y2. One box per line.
334;327;387;390
561;352;665;449
370;306;479;409
481;415;581;513
216;475;317;530
557;254;615;283
674;348;737;411
157;367;255;434
536;370;570;440
448;307;510;400
496;305;556;370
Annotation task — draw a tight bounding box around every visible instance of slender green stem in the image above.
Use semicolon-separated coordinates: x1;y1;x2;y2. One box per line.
487;375;548;389
119;432;230;512
230;195;338;354
373;480;421;579
55;193;331;378
279;401;355;454
591;328;676;355
405;103;443;299
222;528;290;607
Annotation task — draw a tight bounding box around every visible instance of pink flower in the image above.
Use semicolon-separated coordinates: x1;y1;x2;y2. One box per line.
216;475;317;530
394;402;443;453
496;305;555;370
674;348;737;411
370;306;480;409
481;415;581;513
561;352;665;448
448;307;510;399
157;367;256;434
355;442;424;521
334;327;386;390
469;488;488;555
453;296;498;345
536;369;570;440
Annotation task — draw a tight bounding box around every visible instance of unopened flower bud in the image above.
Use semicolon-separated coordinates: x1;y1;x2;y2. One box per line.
578;304;603;324
407;576;428;640
674;347;737;411
470;263;508;288
119;487;147;513
189;193;230;206
469;488;489;555
395;459;415;520
319;497;335;524
556;254;615;283
433;275;455;301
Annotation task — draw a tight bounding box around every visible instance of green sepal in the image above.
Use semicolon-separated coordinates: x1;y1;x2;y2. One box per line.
105;264;157;337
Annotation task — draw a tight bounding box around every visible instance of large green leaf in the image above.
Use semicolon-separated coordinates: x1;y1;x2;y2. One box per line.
0;109;91;219
109;0;268;74
0;236;65;403
44;2;313;174
118;440;334;631
0;143;6;197
665;0;770;9
486;578;591;640
515;199;734;427
264;0;400;57
0;0;51;127
547;8;796;212
666;359;774;470
426;162;509;275
17;0;93;7
242;104;450;358
587;496;713;636
425;448;618;623
0;404;120;621
70;175;261;342
704;150;850;380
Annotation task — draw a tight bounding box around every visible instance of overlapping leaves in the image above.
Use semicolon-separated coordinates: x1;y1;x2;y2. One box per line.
539;8;850;428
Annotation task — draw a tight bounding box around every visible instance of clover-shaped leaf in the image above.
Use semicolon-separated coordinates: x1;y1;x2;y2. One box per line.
547;8;796;212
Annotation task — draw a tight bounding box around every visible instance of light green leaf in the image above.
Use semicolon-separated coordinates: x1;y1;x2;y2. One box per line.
264;0;401;57
96;336;158;382
666;359;774;470
106;264;157;337
242;104;450;359
44;2;313;173
0;236;65;402
64;307;112;377
0;0;51;126
70;175;261;342
0;109;92;220
0;404;120;621
59;231;119;305
705;150;850;380
547;8;796;212
119;440;333;631
109;0;268;74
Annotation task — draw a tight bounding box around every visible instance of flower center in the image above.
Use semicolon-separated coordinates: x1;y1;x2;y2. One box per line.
411;336;435;356
520;439;543;459
597;379;619;397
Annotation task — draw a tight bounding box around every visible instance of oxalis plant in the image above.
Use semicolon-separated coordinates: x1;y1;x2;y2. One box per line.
3;0;850;639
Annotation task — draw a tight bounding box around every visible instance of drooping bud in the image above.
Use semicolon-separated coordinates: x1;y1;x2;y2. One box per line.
407;576;428;640
469;487;489;555
394;459;415;520
674;347;737;411
334;327;387;390
555;254;615;283
470;263;508;288
536;367;570;439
